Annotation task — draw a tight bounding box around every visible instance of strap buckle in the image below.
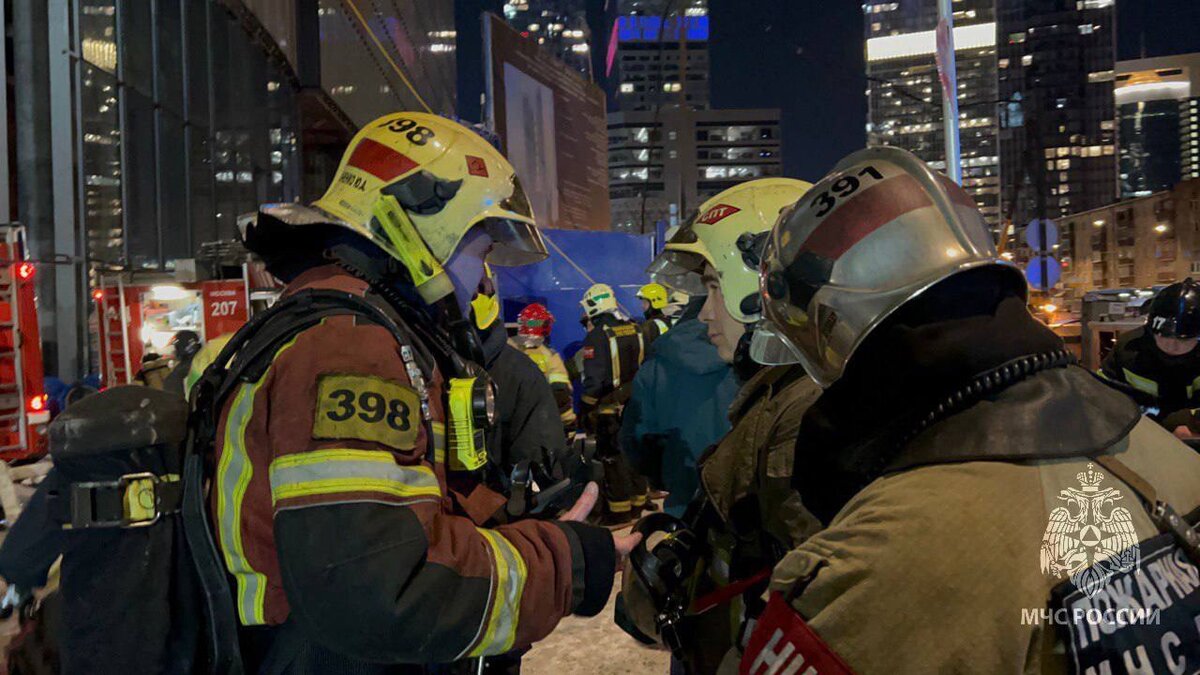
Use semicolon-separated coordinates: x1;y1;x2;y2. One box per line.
68;472;169;529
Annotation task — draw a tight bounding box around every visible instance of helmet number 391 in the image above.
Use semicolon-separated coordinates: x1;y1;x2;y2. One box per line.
378;117;436;146
811;165;884;217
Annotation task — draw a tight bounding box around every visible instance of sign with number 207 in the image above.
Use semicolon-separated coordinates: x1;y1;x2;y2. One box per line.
202;280;249;340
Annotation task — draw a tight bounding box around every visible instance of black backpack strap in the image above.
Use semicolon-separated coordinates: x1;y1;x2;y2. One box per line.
182;289;432;675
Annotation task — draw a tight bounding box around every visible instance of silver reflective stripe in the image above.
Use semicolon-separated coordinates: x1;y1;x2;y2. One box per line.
469;529;528;656
268;450;441;503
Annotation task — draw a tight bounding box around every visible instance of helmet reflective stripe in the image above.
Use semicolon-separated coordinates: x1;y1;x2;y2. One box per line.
647;178;813;324
761;146;1024;387
581;283;619;317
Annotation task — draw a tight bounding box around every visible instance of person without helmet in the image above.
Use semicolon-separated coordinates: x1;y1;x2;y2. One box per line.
733;147;1200;675
163;329;202;396
1099;279;1200;437
637;282;673;347
512;302;576;434
578;283;651;524
225;113;635;671
618;178;823;673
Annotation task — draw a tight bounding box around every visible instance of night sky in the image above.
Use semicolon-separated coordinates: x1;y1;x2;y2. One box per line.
710;0;1200;182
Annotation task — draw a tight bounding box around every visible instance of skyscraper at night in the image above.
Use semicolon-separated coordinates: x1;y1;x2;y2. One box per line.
611;0;710;112
1116;52;1200;197
501;0;594;78
996;0;1117;232
864;0;1002;227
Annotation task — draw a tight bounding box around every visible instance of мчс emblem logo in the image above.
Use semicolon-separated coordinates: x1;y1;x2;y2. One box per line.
1039;463;1140;598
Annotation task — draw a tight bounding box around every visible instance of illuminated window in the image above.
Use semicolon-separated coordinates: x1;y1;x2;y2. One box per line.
1022;54;1033;66
1057;159;1071;170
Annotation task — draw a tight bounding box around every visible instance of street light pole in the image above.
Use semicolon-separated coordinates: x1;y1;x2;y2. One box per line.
936;0;962;184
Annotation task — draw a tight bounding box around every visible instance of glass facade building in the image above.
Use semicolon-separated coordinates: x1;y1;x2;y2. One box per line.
502;0;594;78
864;0;1002;228
1116;53;1200;198
612;0;709;112
997;0;1117;233
32;0;456;377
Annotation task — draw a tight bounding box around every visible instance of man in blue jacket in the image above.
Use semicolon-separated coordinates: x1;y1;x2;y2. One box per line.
619;294;739;516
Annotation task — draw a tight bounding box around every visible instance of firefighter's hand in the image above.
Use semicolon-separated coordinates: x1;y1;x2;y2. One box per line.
559;482;643;566
1173;425;1195;440
559;481;601;522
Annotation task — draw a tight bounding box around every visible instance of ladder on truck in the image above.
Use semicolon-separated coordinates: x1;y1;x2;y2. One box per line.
95;273;134;387
0;225;47;460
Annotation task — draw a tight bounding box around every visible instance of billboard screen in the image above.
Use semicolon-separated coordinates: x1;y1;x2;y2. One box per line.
485;13;610;230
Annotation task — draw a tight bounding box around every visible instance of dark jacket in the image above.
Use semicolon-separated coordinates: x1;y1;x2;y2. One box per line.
1099;325;1200;427
479;321;568;478
579;313;646;420
620;298;738;515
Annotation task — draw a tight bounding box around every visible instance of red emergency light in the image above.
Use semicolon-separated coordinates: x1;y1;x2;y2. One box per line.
92;289;104;302
16;262;34;281
27;394;46;413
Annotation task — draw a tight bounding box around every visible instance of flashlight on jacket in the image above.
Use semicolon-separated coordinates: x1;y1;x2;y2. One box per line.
447;376;495;472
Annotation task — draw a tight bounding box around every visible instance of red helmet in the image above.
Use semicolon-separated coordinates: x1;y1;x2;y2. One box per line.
518;303;554;337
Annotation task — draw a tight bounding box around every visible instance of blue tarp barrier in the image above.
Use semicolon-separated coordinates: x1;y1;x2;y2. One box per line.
494;228;657;353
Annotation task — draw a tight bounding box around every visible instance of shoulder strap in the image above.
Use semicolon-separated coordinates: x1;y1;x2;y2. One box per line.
1092;454;1200;564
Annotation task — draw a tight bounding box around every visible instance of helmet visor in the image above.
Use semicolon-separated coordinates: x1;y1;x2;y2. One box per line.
748;320;805;366
483;217;549;266
646;250;706;295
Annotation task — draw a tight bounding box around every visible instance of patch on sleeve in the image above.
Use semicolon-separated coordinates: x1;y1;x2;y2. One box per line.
740;593;854;675
313;374;420;449
582;346;595;359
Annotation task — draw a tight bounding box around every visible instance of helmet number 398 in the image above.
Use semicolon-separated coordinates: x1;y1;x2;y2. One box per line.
811;165;884;217
378;117;436;146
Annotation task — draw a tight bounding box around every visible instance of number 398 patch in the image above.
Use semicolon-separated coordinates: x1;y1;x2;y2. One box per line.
313;374;420;449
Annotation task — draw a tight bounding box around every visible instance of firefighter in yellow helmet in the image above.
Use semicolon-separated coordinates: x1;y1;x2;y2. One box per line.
636;282;673;346
215;113;634;671
578;283;651;524
617;177;822;672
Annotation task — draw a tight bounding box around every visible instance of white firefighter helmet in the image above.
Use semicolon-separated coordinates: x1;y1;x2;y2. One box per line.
242;112;547;303
647;178;813;324
581;283;619;318
757;146;1027;387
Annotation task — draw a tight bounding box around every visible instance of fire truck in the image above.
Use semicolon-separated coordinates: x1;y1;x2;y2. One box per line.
0;226;48;462
93;259;280;387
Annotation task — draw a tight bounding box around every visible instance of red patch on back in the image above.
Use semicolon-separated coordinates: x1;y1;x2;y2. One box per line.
697;203;741;225
466;155;489;177
582;347;595;359
740;593;855;675
347;138;418;182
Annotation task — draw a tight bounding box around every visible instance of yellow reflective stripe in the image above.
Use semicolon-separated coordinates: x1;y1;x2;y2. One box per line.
1122;368;1159;397
432;421;446;464
547;372;570;385
268;449;440;503
631;493;648;507
607;499;632;512
654;319;669;334
216;331;303;626
469;529;528;657
1189;374;1200;399
608;335;621;388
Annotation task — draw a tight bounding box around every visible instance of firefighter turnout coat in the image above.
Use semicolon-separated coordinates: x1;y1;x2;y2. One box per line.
210;266;615;667
735;367;1200;675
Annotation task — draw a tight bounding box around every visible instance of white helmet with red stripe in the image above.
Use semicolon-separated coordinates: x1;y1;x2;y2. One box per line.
757;146;1026;387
